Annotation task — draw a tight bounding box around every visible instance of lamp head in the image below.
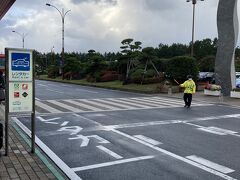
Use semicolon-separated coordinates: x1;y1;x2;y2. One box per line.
12;30;15;32
46;3;51;6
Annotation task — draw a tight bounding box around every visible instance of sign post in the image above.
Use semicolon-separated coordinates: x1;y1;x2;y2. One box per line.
5;48;35;155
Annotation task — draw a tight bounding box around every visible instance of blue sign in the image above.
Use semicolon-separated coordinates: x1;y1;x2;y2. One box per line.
12;53;30;71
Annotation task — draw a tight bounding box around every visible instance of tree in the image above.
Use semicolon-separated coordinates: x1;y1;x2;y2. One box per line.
166;56;199;83
193;38;217;59
63;56;81;80
198;55;215;72
85;50;107;82
120;38;142;84
139;47;161;84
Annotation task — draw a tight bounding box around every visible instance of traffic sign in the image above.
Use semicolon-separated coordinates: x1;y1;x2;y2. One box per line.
9;50;33;81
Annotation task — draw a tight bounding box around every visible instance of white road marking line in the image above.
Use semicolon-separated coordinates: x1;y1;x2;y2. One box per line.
87;135;110;144
76;89;99;94
35;97;40;101
140;98;182;106
109;98;150;108
72;114;103;126
64;99;103;111
134;135;162;146
186;155;235;174
95;99;136;109
72;156;154;172
69;135;109;147
97;145;123;159
206;127;237;134
149;97;184;104
46;88;65;94
110;129;237;180
37;117;61;122
128;98;169;107
128;98;167;107
105;120;181;129
86;113;106;117
61;121;69;126
197;127;227;135
148;97;212;106
95;99;135;109
12;117;82;180
37;84;47;87
80;99;119;110
47;100;82;112
184;122;239;137
45;122;59;124
69;135;89;147
198;127;238;136
73;113;80;117
36;101;62;113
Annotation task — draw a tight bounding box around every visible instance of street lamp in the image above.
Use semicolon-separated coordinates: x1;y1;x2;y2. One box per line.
186;0;204;57
46;3;71;78
12;30;28;48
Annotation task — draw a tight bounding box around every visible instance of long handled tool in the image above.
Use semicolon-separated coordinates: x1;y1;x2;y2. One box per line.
174;79;180;85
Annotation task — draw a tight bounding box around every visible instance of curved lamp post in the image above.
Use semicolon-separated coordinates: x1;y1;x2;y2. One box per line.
12;30;28;48
46;3;70;77
186;0;204;57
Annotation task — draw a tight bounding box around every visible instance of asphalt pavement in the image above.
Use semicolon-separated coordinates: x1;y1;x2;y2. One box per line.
1;80;240;180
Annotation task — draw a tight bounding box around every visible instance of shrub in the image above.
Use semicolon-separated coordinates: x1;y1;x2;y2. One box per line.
100;71;119;82
198;55;215;72
144;69;156;78
131;69;144;80
166;56;198;83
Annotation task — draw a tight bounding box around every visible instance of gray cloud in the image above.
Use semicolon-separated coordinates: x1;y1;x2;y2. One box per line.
144;0;179;11
71;0;117;5
0;0;234;54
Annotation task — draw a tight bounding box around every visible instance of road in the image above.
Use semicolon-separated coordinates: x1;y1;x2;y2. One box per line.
14;80;240;180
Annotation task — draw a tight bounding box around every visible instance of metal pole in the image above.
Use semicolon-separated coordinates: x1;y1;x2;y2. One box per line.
22;34;24;49
191;2;196;57
4;49;9;156
31;51;36;153
62;8;64;79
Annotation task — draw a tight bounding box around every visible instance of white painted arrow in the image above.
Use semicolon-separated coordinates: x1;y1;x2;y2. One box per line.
69;135;110;147
69;135;90;147
37;116;61;122
57;126;83;135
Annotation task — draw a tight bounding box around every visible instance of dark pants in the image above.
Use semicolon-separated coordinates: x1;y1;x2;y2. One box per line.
183;93;192;107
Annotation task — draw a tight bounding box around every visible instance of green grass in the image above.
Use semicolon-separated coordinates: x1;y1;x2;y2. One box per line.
38;75;162;94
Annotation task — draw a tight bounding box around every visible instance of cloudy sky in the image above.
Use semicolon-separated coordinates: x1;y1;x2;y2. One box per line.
0;0;223;54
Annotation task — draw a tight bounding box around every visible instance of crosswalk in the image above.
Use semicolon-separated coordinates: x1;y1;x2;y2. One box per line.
34;96;212;114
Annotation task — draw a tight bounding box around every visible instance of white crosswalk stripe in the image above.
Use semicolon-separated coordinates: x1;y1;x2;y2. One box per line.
94;99;135;109
64;99;103;111
36;101;62;113
34;96;212;114
80;99;119;110
47;100;81;112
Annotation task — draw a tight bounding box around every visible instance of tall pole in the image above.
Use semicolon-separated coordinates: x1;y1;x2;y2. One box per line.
12;31;27;48
46;3;70;79
191;2;196;57
62;8;64;70
187;0;204;57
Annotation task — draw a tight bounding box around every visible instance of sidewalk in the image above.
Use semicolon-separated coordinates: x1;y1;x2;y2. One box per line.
0;121;68;180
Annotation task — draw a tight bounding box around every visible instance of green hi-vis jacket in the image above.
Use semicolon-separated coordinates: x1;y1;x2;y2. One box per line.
180;79;196;94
